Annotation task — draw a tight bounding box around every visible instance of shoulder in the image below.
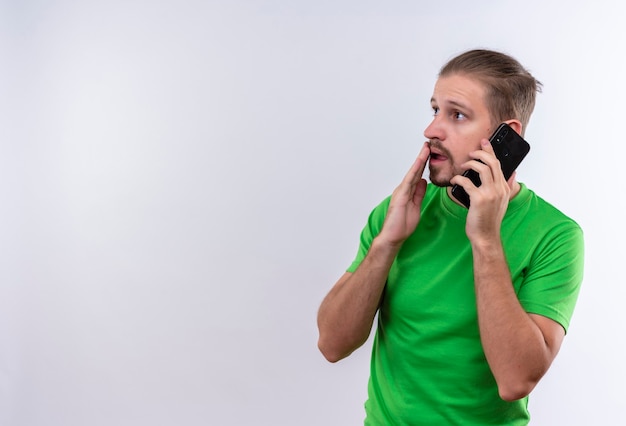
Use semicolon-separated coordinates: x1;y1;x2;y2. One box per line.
514;185;582;233
535;191;582;238
512;185;584;263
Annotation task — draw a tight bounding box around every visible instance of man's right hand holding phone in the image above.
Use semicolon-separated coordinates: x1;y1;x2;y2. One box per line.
452;137;515;244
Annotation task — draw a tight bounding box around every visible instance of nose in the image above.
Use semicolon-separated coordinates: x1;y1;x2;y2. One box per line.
424;116;444;141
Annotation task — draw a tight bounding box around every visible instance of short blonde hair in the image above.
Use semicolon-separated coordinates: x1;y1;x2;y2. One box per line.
439;49;542;135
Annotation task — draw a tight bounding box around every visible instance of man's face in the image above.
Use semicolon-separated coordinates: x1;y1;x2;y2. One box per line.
424;73;494;187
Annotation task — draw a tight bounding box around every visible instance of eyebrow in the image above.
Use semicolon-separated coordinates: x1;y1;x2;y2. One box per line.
431;97;471;112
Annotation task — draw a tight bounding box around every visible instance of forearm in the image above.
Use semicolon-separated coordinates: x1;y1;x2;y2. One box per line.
472;240;555;401
317;237;400;363
318;143;430;362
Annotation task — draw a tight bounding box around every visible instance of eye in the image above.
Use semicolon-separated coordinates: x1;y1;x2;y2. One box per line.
453;111;466;120
432;106;439;116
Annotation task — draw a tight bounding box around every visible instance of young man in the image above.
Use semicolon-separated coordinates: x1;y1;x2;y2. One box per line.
317;49;584;424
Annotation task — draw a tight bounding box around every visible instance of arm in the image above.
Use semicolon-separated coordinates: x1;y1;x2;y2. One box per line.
316;242;399;363
472;240;564;401
451;137;564;401
317;143;431;363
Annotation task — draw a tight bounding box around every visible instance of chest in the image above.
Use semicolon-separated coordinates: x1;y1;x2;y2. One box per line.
382;213;530;335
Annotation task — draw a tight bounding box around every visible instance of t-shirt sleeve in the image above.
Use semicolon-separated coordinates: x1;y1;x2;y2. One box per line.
346;197;391;273
517;221;585;333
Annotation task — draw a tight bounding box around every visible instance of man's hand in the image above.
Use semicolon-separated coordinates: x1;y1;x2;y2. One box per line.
450;138;514;244
378;142;430;247
317;142;431;362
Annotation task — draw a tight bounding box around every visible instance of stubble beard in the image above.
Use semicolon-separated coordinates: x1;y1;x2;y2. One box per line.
428;165;451;187
427;140;458;187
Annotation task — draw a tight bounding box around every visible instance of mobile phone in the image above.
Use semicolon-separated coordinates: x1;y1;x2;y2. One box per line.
450;123;530;208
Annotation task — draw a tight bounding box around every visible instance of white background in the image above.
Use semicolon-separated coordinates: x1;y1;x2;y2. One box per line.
1;1;624;425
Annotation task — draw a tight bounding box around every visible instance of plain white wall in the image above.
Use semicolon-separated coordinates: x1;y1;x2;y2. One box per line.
1;1;624;425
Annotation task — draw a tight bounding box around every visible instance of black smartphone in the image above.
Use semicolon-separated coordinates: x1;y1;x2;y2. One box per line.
450;123;530;208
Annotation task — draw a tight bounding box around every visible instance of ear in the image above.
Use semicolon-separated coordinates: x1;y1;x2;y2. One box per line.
504;119;523;135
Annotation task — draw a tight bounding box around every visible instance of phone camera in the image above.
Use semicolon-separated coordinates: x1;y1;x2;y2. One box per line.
501;128;509;137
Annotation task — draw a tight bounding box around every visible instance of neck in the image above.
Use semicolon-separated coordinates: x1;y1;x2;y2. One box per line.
509;180;521;200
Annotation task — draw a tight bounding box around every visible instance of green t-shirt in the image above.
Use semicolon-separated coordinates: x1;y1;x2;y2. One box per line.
347;183;584;425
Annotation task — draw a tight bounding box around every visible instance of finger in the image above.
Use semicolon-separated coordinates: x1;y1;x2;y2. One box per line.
470;140;504;183
470;140;498;167
450;173;471;189
459;159;492;184
480;137;494;154
412;178;428;204
402;142;430;186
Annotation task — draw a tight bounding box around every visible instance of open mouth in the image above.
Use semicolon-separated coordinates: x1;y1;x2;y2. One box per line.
429;152;448;163
430;153;445;160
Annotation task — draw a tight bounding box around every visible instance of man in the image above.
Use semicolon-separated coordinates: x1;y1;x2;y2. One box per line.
317;49;584;425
